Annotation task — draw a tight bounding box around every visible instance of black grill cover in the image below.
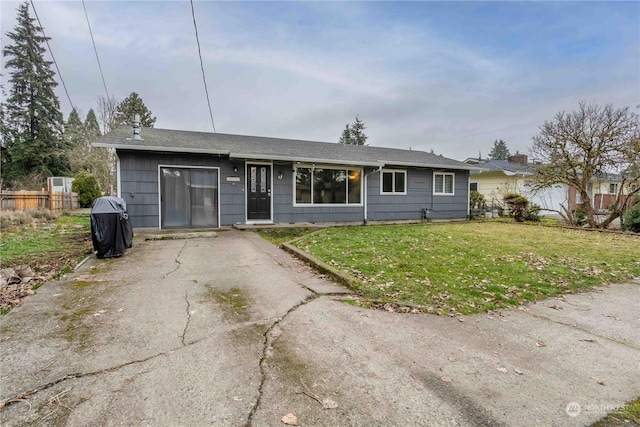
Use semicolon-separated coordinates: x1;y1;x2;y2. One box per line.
90;196;134;259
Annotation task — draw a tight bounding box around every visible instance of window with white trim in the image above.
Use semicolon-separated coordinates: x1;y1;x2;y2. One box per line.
609;183;618;194
434;172;455;195
381;170;406;194
295;167;361;205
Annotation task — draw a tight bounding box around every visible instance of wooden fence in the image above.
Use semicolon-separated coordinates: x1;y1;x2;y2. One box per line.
0;190;79;212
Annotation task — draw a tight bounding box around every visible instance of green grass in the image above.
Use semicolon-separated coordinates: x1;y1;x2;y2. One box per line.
0;215;90;267
591;398;640;426
293;222;640;314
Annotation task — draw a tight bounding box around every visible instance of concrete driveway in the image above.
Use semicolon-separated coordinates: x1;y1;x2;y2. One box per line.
1;230;638;426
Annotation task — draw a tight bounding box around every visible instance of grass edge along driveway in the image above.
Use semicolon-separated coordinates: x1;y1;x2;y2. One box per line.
291;222;640;315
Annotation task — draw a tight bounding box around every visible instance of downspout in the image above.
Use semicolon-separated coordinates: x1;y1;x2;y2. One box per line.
116;154;121;198
466;170;470;219
364;166;383;225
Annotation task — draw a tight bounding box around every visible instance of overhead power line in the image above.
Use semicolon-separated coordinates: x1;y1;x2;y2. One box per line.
29;0;74;111
82;0;110;101
189;0;217;133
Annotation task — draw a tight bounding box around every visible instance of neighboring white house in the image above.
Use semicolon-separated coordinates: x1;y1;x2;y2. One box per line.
463;154;632;218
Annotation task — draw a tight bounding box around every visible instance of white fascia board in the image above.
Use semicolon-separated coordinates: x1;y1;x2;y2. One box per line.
92;142;230;156
503;170;533;176
389;161;480;171
229;152;384;167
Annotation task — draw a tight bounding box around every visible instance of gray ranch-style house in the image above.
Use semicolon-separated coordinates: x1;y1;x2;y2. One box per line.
95;126;475;229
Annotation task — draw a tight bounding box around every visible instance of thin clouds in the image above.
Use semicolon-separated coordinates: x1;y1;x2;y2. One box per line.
1;1;637;160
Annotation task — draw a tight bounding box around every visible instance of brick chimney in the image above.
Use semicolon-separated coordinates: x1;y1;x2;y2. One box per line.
508;153;528;165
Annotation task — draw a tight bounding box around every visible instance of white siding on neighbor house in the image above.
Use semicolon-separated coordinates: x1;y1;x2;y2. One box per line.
470;172;519;205
471;171;568;216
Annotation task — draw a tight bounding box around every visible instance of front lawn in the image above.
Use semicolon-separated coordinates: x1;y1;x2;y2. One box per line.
292;222;640;315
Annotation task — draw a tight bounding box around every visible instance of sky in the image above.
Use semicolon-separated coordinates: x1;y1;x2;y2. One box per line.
1;1;638;161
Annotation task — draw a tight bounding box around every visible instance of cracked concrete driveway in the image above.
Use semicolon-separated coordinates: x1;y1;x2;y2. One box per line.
1;230;638;426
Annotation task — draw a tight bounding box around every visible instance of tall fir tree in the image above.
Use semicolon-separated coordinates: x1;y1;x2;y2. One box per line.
64;108;84;148
2;2;68;187
84;108;101;142
349;115;368;146
114;92;156;128
85;108;115;194
488;139;510;160
338;124;353;145
338;115;368;146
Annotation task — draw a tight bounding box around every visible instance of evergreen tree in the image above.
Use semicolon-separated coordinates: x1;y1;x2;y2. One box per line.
2;2;68;186
350;115;368;146
114;92;156;128
64;108;84;148
488;139;510;160
338;115;368;146
338;124;352;145
64;108;87;174
84;108;101;142
85;107;115;195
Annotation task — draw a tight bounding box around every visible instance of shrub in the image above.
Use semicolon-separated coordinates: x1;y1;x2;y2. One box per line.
571;209;588;227
524;204;542;222
503;193;529;222
469;190;486;220
72;172;101;208
503;193;540;223
622;203;640;232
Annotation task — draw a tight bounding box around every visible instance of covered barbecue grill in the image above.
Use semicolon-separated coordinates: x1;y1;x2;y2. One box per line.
90;196;133;259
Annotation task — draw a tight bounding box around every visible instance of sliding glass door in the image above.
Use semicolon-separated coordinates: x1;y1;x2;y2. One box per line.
160;167;218;229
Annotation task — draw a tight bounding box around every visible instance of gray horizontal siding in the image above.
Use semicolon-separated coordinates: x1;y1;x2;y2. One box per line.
118;152;469;228
367;168;468;221
118;150;245;228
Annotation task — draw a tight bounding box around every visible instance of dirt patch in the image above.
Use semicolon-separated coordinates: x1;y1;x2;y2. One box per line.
1;226;92;313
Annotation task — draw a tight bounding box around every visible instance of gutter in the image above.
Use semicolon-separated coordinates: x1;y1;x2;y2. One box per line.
364;166;383;224
92;143;230;156
230;152;383;168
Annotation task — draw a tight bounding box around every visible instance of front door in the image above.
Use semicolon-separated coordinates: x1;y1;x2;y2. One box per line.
247;164;271;221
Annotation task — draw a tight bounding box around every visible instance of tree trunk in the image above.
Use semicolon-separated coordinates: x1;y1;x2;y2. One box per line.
580;191;599;228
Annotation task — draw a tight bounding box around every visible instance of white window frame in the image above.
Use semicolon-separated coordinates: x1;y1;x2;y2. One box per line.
434;172;455;196
293;164;363;207
608;183;618;194
380;169;407;195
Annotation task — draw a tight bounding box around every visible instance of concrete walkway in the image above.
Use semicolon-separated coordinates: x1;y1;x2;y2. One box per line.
1;230;638;426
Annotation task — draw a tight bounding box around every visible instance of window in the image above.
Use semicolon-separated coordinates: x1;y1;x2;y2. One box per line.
434;172;455;195
470;182;478;191
381;170;406;194
295;167;361;205
609;183;618;194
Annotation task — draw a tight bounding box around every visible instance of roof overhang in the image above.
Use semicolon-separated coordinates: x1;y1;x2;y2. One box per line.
93;142;229;156
229;152;383;167
94;142;477;171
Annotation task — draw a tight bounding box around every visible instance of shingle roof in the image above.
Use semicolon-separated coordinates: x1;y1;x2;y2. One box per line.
473;160;533;175
95;126;476;171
